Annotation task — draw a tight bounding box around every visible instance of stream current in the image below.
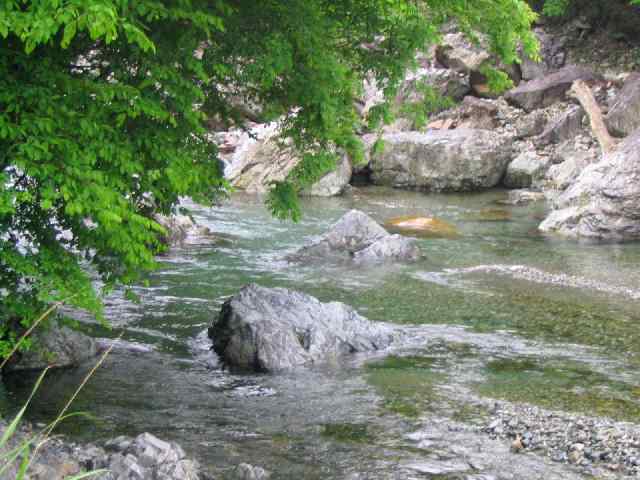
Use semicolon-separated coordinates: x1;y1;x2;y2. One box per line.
2;187;640;479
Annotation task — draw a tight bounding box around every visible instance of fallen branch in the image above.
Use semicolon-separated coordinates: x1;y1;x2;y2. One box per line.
569;79;617;154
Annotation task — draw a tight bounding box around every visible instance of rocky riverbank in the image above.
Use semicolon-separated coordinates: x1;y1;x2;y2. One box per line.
483;401;640;478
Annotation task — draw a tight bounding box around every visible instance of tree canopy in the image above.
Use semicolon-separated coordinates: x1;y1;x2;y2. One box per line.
0;0;539;357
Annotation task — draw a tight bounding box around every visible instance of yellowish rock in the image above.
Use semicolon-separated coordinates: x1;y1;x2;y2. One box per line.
385;216;459;239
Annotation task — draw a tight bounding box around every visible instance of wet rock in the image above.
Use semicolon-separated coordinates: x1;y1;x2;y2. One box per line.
209;284;396;372
506;65;600;112
504;151;552;188
155;214;215;248
540;128;640;241
370;130;512;192
291;210;421;263
384;216;459;239
605;72;640;137
352;234;421;263
5;320;97;372
232;463;271;480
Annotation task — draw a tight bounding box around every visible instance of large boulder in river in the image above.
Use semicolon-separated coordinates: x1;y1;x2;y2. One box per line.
292;210;421;263
369;130;511;191
209;284;395;371
539;128;640;241
5;320;97;372
505;65;600;112
605;72;640;138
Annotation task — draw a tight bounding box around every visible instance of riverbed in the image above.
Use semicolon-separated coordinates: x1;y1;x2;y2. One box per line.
2;187;640;479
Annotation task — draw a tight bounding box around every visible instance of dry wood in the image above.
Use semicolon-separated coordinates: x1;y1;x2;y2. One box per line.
569;79;617;153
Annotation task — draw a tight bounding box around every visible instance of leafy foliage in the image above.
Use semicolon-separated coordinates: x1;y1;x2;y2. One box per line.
1;0;539;356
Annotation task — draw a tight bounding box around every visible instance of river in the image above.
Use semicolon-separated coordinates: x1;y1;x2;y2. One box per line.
2;187;640;479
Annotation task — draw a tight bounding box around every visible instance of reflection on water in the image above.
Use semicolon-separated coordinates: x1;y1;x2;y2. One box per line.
2;187;640;479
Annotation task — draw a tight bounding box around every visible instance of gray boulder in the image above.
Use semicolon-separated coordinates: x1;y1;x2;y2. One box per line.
292;210;421;263
506;66;600;112
605;72;640;137
6;320;97;372
504;151;552;188
540;128;640;241
370;130;511;191
209;284;396;372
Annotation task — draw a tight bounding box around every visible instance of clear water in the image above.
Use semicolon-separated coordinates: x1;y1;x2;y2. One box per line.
2;187;640;478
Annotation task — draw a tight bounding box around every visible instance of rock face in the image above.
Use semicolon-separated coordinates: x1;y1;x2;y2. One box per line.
506;66;600;112
303;154;353;197
370;130;511;191
605;72;640;137
292;210;421;263
504;151;552;188
0;422;204;480
209;284;396;371
5;320;97;372
540;128;640;241
221;124;351;196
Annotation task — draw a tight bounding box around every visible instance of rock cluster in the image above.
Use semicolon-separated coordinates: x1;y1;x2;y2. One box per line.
0;423;207;480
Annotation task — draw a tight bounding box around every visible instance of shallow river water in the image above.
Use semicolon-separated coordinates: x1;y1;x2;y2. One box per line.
2;187;640;479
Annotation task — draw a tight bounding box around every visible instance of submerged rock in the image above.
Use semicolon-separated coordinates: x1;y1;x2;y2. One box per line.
5;320;97;372
370;130;511;192
209;284;396;372
540;128;640;241
292;210;421;263
232;463;271;480
385;216;459;238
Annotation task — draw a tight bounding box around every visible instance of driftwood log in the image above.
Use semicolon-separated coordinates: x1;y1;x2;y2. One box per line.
569;79;618;153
